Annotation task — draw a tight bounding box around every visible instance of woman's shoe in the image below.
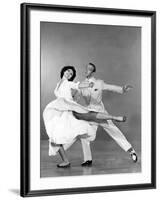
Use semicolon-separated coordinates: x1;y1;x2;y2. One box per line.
122;116;127;122
114;116;127;122
57;162;71;168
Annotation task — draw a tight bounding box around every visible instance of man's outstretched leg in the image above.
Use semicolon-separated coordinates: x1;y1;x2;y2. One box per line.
72;111;126;123
101;120;138;162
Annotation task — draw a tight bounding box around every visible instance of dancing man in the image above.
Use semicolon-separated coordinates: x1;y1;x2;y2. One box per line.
73;63;138;166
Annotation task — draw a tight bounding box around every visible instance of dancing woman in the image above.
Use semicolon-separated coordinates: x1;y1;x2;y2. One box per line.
43;66;125;167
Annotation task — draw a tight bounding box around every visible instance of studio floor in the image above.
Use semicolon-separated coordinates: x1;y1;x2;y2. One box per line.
40;137;141;178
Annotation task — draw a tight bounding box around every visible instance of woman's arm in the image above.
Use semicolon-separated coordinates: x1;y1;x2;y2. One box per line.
70;81;93;90
78;81;94;89
70;81;92;105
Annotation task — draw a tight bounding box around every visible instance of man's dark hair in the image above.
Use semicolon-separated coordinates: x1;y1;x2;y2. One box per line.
89;62;96;73
60;66;76;81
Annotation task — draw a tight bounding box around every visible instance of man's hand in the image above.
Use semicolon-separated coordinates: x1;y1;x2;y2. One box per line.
123;85;133;93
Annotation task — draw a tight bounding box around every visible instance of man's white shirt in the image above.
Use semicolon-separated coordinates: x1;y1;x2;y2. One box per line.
82;77;123;113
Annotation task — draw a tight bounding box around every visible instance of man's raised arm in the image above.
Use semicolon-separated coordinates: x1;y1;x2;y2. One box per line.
102;81;133;94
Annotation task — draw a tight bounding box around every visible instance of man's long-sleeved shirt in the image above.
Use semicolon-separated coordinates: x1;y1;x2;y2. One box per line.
81;77;123;113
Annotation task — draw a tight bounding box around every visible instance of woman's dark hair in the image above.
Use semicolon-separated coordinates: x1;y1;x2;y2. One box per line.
60;66;76;81
89;62;96;73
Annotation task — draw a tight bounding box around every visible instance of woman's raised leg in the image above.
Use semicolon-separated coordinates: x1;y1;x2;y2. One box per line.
73;111;126;123
96;113;126;122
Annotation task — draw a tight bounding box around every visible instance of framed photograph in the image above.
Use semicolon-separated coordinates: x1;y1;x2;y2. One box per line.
20;3;156;197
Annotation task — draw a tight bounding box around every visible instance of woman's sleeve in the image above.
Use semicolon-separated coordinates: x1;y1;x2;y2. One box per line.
69;81;80;90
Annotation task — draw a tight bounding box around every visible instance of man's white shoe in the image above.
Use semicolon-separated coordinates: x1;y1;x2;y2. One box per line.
130;152;138;163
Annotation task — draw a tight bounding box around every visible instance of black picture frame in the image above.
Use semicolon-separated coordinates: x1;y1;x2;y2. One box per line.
20;2;156;197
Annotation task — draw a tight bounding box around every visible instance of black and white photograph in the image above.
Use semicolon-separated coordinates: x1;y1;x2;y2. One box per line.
1;0;160;199
40;22;141;177
20;3;156;197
